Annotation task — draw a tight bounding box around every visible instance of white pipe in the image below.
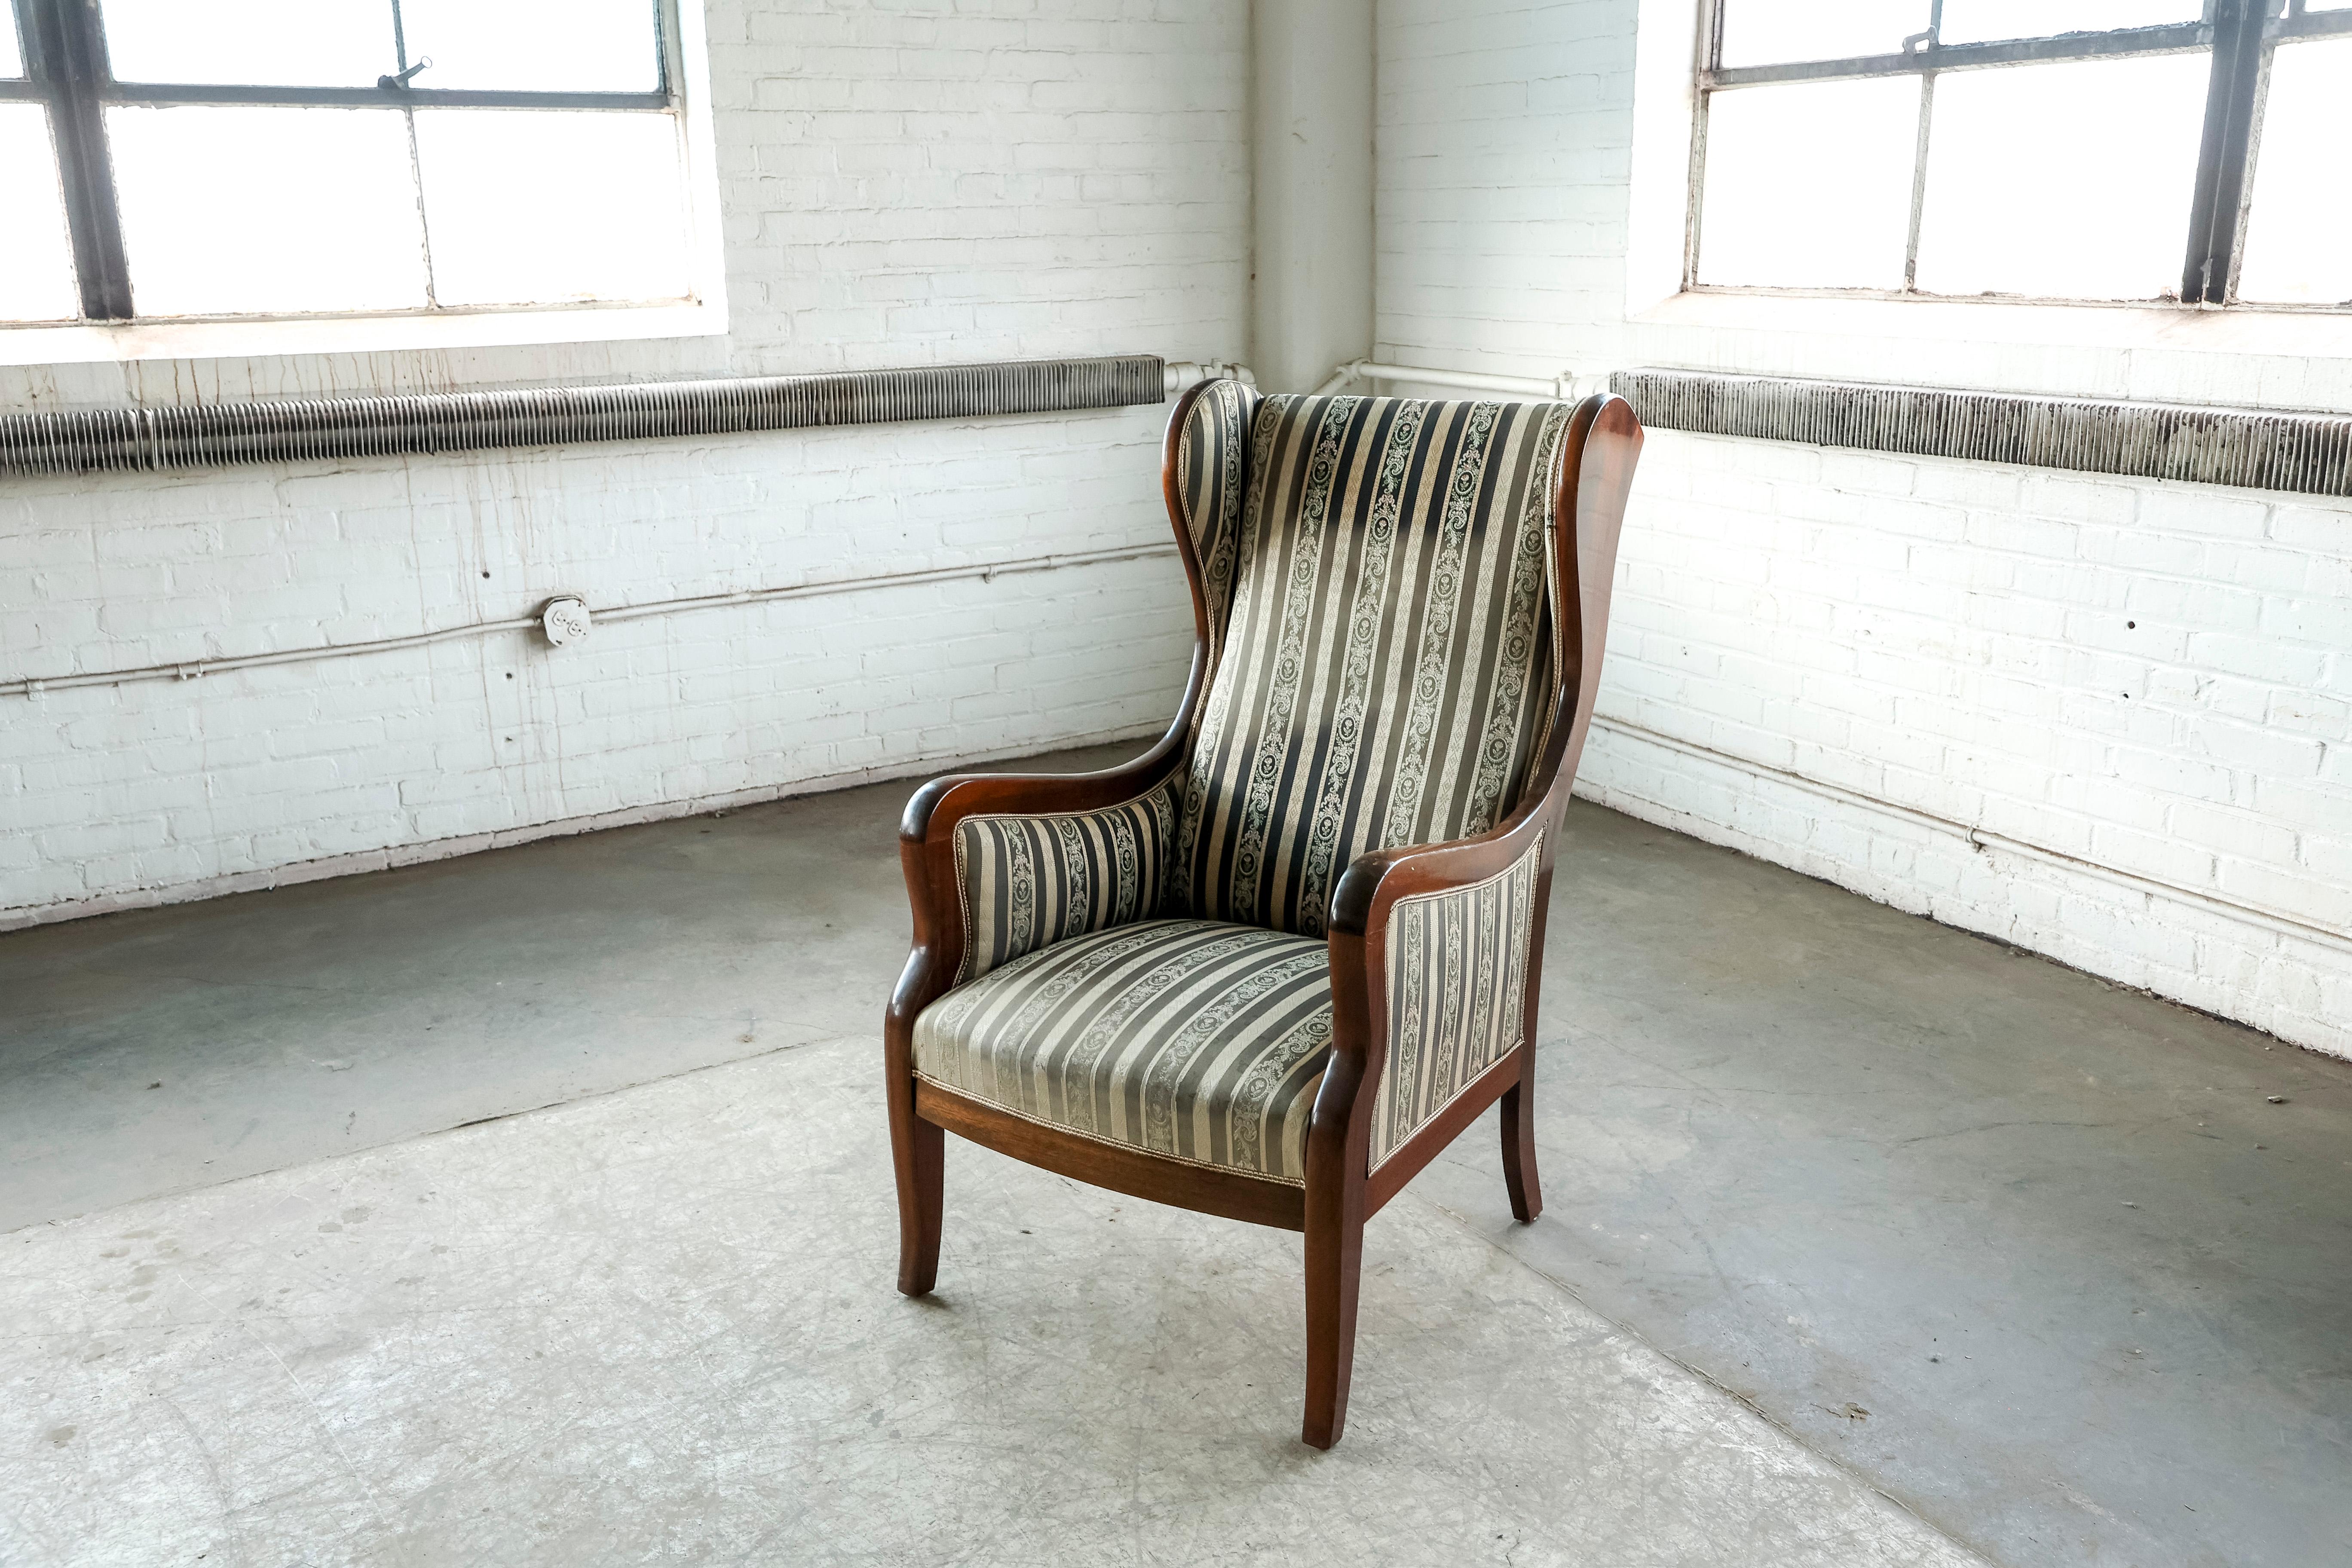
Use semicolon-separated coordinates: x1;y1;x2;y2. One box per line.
3;543;1182;700
7;353;1259;701
1311;361;1361;395
1315;359;1577;400
1589;715;2352;956
1164;361;1257;395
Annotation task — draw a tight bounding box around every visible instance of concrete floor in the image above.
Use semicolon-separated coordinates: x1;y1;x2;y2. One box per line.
3;745;2346;1566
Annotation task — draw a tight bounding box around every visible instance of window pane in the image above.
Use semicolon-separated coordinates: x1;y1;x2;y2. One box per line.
101;0;394;87
3;8;23;77
1697;78;1919;290
2238;38;2352;305
108;106;427;315
0;105;80;321
1720;1;1930;67
1938;3;2200;45
1913;54;2205;300
397;0;658;92
416;110;686;305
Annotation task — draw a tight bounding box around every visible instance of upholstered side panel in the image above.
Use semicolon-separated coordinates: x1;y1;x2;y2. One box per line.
914;919;1333;1183
1370;833;1544;1169
952;776;1183;986
1173;377;1262;693
1172;394;1570;937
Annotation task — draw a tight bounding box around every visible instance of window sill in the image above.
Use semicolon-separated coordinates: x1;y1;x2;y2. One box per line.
1626;291;2352;413
0;300;729;368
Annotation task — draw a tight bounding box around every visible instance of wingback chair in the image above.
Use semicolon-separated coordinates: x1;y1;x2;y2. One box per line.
885;381;1643;1448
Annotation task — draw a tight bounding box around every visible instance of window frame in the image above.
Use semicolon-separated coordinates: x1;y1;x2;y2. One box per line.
1684;0;2352;310
0;0;726;360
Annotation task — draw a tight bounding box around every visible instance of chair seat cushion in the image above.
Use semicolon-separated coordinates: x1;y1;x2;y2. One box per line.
913;919;1333;1185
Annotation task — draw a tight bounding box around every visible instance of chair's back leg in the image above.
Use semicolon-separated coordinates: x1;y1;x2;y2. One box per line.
1502;856;1555;1225
1500;1049;1543;1224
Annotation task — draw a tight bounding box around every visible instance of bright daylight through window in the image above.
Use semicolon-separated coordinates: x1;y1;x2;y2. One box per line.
1691;0;2352;308
0;0;692;326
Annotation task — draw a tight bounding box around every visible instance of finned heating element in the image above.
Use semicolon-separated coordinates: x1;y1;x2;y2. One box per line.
1613;368;2352;498
0;355;1170;478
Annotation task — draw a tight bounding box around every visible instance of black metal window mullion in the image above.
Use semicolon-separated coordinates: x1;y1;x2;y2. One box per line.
1900;0;1945;294
2183;0;2274;304
21;0;133;320
1679;0;1724;293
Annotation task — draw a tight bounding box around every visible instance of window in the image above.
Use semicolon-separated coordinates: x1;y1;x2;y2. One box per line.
0;0;700;328
1688;0;2352;308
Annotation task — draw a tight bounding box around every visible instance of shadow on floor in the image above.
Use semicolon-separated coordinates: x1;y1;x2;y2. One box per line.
3;743;2345;1566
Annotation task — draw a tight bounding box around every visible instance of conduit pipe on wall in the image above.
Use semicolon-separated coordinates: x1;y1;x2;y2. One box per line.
0;542;1184;701
3;355;1262;699
1591;716;2352;956
1314;359;1578;400
1164;361;1256;394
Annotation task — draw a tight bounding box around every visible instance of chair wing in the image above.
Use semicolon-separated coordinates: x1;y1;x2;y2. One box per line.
933;379;1263;989
1171;376;1261;684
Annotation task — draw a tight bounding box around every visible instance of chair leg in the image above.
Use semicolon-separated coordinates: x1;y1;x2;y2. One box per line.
1302;1183;1365;1449
1500;1048;1543;1224
891;1081;944;1297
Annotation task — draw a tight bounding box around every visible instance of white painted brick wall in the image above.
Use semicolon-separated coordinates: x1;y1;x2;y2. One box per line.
1;0;1246;926
1381;0;2352;1057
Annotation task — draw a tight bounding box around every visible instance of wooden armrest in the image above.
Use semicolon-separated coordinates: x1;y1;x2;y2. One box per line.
1318;793;1558;1204
899;726;1190;850
894;645;1207;1017
1326;794;1553;940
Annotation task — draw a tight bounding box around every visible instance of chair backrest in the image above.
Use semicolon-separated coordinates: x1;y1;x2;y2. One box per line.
1165;389;1579;938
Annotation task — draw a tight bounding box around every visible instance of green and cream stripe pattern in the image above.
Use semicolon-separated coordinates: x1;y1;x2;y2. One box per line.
1371;833;1544;1168
924;388;1571;1184
1173;377;1261;693
952;777;1183;986
915;919;1333;1183
1171;394;1568;938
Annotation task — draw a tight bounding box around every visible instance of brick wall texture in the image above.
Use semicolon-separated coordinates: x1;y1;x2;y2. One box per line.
6;0;2346;1060
1;0;1248;925
1378;0;2350;1056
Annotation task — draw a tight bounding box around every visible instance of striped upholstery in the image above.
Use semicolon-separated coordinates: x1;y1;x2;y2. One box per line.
1170;394;1571;937
914;919;1332;1184
1370;833;1544;1167
923;386;1580;1182
952;776;1182;986
1173;377;1262;692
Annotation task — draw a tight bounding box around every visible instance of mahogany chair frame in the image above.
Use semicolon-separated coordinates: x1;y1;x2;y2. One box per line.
883;385;1644;1449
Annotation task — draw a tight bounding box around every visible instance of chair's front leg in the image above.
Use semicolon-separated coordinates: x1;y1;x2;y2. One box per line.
887;947;945;1298
1302;1157;1366;1449
890;1066;943;1296
1302;955;1378;1450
